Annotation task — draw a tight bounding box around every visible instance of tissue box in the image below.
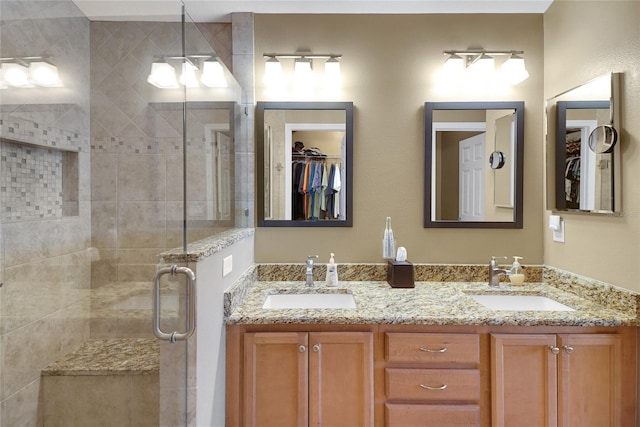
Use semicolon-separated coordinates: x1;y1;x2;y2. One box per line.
387;260;415;288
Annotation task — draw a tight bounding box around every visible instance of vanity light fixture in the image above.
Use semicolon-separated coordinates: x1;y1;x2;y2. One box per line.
0;57;63;88
147;54;227;89
262;52;343;90
442;50;529;85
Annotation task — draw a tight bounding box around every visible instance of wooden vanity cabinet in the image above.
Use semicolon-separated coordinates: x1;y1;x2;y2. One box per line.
383;332;482;427
237;329;374;427
228;325;635;427
491;332;626;427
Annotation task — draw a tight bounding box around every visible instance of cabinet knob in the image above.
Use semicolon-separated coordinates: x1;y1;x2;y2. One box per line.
563;345;574;354
312;344;321;352
419;383;448;391
419;346;447;353
549;345;560;355
298;345;306;353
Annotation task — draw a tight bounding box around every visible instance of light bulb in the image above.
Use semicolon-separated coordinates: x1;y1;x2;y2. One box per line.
201;60;227;87
294;58;313;88
263;56;283;87
179;62;199;87
2;62;32;87
501;54;529;85
324;57;342;89
467;53;495;83
442;54;465;77
147;62;179;89
29;61;63;87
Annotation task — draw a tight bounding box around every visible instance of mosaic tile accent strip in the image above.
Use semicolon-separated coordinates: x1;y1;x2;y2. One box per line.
90;136;215;154
0;114;88;152
1;140;62;222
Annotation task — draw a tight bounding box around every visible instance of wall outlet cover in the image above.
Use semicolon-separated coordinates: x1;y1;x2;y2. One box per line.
223;255;233;277
552;221;565;243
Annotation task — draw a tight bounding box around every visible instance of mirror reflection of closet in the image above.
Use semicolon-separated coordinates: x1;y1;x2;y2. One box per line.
546;73;621;214
257;102;353;227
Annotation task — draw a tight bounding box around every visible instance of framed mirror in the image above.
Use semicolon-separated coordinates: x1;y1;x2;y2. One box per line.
546;73;621;214
256;101;353;227
424;101;524;229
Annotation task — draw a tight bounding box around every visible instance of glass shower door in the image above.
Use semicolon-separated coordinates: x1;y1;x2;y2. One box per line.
0;1;194;425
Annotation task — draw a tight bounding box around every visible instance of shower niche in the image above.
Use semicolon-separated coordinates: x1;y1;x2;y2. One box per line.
1;115;81;222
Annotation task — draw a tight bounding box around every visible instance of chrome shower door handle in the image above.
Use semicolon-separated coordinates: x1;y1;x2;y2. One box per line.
153;265;197;343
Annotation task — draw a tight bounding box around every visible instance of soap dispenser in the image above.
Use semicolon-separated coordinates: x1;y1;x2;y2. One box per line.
325;253;338;286
509;256;525;286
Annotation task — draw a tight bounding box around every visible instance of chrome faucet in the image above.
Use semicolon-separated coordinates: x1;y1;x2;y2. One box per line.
305;255;318;287
489;256;509;287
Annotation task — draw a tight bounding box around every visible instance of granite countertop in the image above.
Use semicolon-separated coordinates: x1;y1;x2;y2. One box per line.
226;281;637;327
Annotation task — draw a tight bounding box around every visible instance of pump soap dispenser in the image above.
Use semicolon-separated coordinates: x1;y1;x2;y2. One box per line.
509;256;525;286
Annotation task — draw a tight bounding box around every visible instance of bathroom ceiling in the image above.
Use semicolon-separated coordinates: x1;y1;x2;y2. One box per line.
73;0;554;22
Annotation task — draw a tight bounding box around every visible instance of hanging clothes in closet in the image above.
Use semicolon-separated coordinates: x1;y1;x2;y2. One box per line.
292;156;341;220
564;130;581;209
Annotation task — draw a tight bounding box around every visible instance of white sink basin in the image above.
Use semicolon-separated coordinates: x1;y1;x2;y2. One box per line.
262;292;357;309
469;294;575;312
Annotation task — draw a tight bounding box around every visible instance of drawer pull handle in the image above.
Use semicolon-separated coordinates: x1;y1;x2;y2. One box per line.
419;346;447;353
420;384;448;391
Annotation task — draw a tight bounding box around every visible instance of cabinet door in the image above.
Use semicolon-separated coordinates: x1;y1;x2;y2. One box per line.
309;332;374;427
244;332;309;427
491;334;558;427
558;334;621;427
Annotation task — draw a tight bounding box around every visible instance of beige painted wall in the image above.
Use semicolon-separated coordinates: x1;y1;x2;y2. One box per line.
543;1;640;292
254;13;544;264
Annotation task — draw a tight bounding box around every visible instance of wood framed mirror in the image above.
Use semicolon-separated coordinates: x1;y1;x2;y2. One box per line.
545;73;621;214
256;101;354;227
424;101;525;229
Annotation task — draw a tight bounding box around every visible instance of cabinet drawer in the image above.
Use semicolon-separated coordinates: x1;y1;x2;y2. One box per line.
385;403;480;427
385;368;480;402
386;333;479;365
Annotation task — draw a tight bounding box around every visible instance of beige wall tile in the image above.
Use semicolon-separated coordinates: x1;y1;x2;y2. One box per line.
118;154;166;202
117;201;166;249
2;319;58;400
131;374;160;427
1;378;40;427
92;202;118;249
118;264;156;283
91;153;118;201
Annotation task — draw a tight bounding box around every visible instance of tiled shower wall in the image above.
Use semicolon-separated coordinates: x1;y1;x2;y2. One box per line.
89;21;235;286
0;1;91;425
1;140;64;222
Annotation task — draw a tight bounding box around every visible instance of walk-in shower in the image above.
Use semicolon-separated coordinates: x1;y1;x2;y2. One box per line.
0;1;250;425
